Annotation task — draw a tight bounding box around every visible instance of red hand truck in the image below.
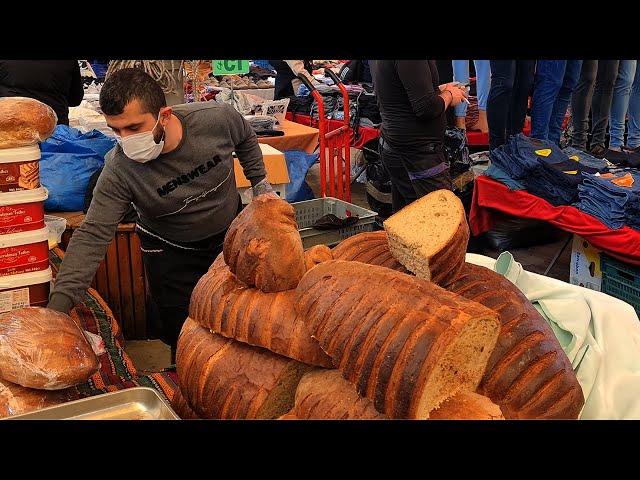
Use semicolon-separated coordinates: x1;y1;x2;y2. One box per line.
297;71;351;202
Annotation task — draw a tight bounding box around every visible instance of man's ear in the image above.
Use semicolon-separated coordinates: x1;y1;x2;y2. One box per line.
160;106;172;126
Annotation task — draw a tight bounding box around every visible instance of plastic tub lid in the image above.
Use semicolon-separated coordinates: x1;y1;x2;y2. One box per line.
0;226;49;248
0;145;41;163
0;266;52;290
0;187;48;206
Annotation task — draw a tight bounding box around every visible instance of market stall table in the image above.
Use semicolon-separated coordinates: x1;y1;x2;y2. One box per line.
258;119;319;154
470;175;640;266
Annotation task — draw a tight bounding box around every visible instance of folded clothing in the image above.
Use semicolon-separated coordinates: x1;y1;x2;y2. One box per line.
577;170;640;230
489;135;609;206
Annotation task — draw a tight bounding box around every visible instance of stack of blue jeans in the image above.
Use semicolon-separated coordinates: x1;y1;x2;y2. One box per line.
577;171;640;230
489;134;607;206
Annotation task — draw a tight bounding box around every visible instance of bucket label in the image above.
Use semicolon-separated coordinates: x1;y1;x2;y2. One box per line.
0;287;30;313
0;161;39;192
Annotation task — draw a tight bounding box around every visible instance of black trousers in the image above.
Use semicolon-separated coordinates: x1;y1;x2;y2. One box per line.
137;198;243;358
379;138;451;213
487;60;536;151
270;60;296;100
570;60;620;150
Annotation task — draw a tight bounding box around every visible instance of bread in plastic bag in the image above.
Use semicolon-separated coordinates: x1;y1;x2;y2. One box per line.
0;307;99;390
0;97;58;149
0;378;74;418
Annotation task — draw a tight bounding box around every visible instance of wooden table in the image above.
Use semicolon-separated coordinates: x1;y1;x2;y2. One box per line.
53;212;148;340
257;119;319;154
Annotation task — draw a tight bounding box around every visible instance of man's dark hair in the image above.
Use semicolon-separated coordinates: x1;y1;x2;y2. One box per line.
99;68;166;117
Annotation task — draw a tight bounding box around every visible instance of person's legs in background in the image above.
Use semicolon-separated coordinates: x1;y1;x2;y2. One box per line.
531;60;567;141
608;60;637;150
487;60;516;151
508;60;536;137
548;59;583;145
570;60;598;151
380;139;418;213
589;60;620;156
452;60;470;130
626;63;640;151
472;60;491;133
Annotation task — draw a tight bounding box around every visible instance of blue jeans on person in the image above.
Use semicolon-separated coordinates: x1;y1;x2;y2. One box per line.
531;60;583;145
487;60;536;151
452;60;491;117
531;61;567;141
548;60;582;145
609;60;638;148
629;66;640;149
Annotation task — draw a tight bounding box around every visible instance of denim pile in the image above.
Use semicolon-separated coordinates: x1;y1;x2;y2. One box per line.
576;171;640;230
488;134;609;206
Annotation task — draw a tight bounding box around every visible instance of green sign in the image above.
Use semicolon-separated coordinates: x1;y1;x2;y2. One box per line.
213;60;250;75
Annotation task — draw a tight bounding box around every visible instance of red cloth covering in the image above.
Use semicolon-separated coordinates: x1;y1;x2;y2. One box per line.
470;176;640;266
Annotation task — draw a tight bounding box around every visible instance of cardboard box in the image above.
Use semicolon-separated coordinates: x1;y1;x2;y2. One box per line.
234;144;290;204
569;234;602;291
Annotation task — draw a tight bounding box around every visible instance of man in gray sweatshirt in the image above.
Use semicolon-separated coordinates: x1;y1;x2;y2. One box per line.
47;68;273;361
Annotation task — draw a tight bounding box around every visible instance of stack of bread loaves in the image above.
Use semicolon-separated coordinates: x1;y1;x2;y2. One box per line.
175;191;584;420
332;190;585;419
0;98;58;315
0;307;100;417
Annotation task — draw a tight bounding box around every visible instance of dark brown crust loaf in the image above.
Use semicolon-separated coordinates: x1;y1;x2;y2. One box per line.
171;388;202;420
189;260;333;368
290;369;387;419
176;318;312;419
429;391;504;420
331;231;408;273
304;245;334;271
0;97;57;148
447;263;584;419
0;307;99;390
332;229;468;287
0;379;74;418
223;196;306;293
296;260;500;419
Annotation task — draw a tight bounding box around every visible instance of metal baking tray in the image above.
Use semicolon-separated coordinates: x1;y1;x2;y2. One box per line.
6;387;179;420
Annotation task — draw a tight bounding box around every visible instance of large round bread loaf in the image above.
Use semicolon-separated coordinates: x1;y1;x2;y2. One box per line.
176;317;313;419
171;387;201;420
287;369;387;419
223;196;306;293
0;378;74;418
296;260;501;419
304;245;333;271
0;97;58;148
429;391;504;420
447;263;584;419
0;307;99;390
332;231;408;272
189;259;332;368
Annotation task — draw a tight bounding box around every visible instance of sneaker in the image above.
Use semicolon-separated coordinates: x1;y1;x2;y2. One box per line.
589;144;607;158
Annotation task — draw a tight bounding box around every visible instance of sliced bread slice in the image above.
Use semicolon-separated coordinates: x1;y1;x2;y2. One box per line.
383;189;469;286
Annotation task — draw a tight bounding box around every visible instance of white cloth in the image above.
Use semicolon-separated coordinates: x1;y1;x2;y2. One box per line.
466;252;640;419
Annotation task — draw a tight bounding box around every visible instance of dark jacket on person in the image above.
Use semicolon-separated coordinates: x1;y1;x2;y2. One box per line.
369;60;445;151
0;60;84;125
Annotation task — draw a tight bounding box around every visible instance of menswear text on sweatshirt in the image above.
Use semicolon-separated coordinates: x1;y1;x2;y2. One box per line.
48;102;267;313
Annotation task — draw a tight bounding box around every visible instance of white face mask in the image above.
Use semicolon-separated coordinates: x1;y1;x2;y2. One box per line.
115;114;165;163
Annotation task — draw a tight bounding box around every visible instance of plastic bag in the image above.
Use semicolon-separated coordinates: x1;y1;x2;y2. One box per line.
283;150;317;203
444;127;471;178
40;125;116;211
